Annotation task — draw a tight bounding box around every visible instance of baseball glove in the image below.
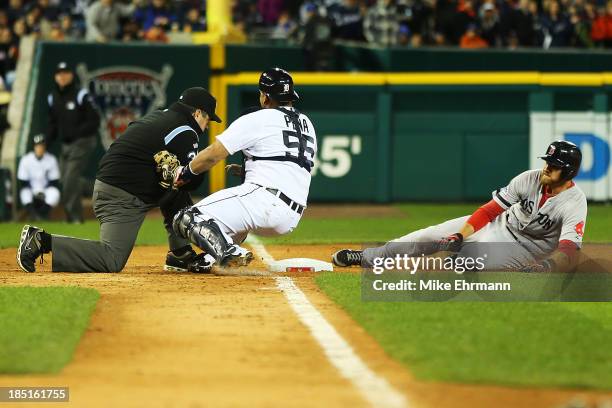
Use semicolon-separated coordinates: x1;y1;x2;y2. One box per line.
154;150;181;189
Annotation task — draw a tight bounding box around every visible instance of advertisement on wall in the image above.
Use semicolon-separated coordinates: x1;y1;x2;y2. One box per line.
530;112;612;200
76;64;173;150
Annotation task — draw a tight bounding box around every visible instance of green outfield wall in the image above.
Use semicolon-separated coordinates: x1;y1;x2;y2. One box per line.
24;42;612;203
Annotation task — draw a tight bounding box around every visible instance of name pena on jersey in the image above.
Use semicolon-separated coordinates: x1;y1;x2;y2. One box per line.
283;114;309;133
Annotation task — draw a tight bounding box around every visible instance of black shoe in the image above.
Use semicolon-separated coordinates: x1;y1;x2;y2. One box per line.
164;248;198;272
332;249;363;267
17;225;44;272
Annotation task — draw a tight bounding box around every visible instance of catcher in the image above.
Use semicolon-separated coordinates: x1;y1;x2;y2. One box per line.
333;141;587;273
17;87;219;273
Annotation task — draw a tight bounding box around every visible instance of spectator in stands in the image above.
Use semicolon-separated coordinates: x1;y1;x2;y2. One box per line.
452;0;478;44
398;23;411;45
258;0;285;26
364;0;401;46
538;0;573;47
590;2;612;47
86;0;137;42
328;0;366;41
0;11;8;30
7;0;25;25
271;9;298;39
434;0;457;44
480;2;501;46
299;2;335;70
569;4;593;47
143;22;168;42
460;22;489;47
47;61;100;223
37;0;60;22
233;0;265;34
59;13;84;40
181;7;206;32
47;20;65;40
134;0;176;32
0;27;11;83
513;0;537;46
17;135;61;221
399;0;435;43
121;17;142;41
25;5;43;35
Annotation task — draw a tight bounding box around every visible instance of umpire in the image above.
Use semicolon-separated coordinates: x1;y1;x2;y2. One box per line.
17;87;221;273
47;61;100;223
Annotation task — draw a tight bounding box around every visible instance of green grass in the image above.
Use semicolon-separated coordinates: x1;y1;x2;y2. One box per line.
1;203;610;248
316;273;612;389
0;286;99;373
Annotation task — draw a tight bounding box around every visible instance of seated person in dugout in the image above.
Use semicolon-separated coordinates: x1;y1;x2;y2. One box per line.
17;134;61;221
333;141;587;273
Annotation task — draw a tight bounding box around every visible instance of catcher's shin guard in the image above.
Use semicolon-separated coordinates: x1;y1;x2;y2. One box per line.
188;219;230;263
172;207;200;239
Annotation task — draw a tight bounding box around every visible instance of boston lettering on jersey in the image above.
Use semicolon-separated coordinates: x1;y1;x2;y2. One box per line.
249;107;315;172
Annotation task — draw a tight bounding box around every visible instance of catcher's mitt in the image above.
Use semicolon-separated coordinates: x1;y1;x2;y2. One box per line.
154;150;181;189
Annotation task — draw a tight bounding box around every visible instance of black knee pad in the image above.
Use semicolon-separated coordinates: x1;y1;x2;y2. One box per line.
188;219;229;262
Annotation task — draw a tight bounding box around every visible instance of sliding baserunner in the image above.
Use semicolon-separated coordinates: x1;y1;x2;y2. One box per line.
333;141;587;273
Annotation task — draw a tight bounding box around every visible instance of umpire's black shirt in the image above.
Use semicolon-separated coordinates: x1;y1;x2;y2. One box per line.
97;102;204;204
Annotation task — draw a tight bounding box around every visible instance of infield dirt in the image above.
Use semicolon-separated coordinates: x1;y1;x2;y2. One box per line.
0;245;611;408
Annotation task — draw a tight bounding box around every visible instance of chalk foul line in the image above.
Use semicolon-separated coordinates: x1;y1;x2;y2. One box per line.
246;235;408;408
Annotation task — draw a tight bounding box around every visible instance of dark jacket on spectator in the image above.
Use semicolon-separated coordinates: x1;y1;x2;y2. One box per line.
134;4;176;31
328;2;365;41
47;81;100;145
539;12;573;47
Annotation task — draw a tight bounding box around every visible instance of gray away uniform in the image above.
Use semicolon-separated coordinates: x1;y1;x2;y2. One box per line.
362;170;588;270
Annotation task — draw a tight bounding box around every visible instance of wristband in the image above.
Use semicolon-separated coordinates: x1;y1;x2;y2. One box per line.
188;162;200;176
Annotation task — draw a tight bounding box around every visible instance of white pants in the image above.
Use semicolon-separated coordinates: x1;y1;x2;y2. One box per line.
363;215;539;270
192;183;302;245
20;186;60;207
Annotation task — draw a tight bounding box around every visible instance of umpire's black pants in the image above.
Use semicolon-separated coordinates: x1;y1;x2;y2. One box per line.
51;180;191;272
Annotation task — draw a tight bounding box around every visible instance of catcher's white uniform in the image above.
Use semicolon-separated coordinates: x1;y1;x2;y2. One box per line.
192;107;317;244
17;152;61;207
362;170;588;270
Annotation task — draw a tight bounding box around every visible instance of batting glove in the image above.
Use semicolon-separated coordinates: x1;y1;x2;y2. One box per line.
174;163;198;188
437;233;464;253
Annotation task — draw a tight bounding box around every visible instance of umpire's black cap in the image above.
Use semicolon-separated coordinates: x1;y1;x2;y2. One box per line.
55;61;73;74
179;87;222;123
259;67;299;103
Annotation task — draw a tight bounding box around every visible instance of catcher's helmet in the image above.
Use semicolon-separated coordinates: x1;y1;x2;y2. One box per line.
258;68;299;103
539;140;582;180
